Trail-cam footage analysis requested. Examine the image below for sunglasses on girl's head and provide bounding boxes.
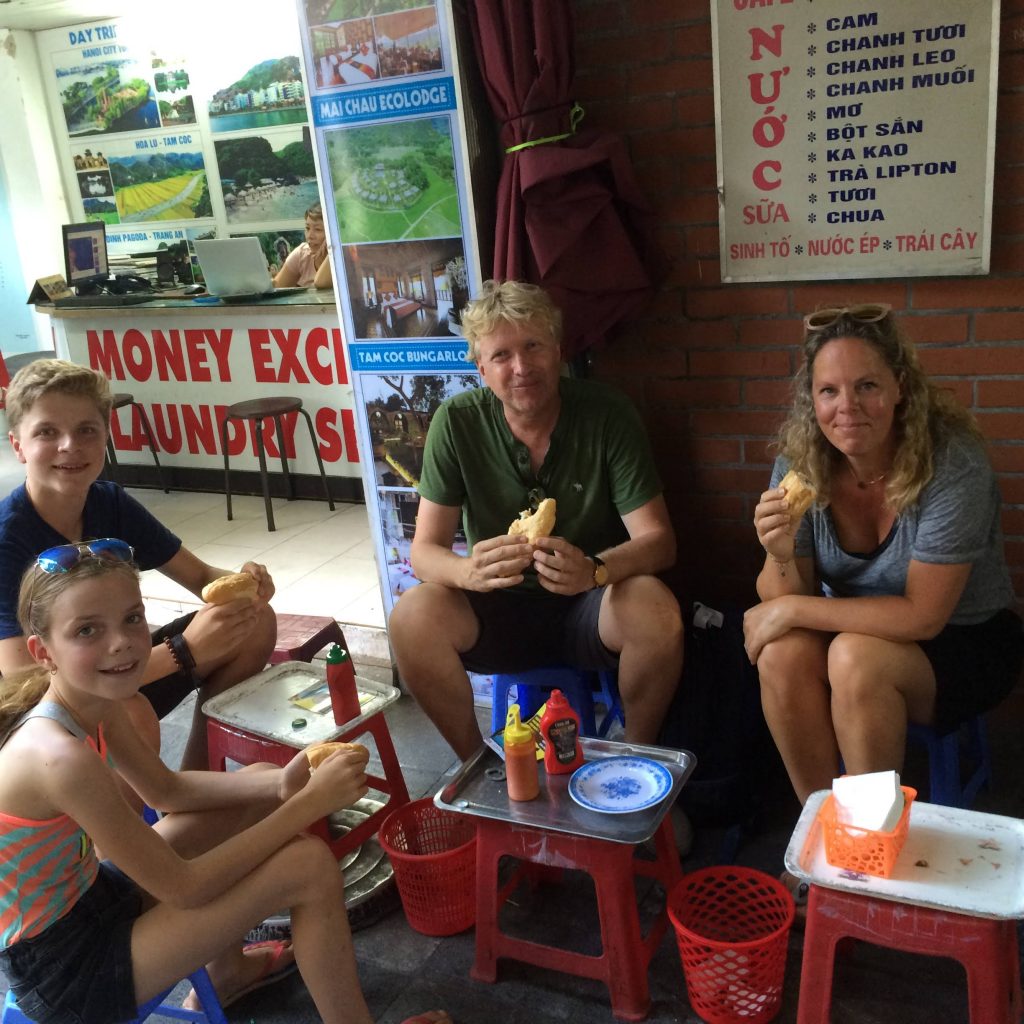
[36,538,135,574]
[803,303,892,332]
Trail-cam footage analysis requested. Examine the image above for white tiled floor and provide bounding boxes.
[0,434,385,632]
[131,489,385,629]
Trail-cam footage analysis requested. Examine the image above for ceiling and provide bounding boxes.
[0,0,134,32]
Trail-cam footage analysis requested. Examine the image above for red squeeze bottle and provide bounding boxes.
[325,644,360,725]
[540,689,584,775]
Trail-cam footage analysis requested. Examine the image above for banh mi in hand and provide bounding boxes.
[304,741,369,772]
[508,497,556,544]
[778,469,817,519]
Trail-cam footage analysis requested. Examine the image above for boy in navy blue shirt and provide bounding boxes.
[0,359,277,771]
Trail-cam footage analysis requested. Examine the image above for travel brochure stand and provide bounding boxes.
[295,0,485,668]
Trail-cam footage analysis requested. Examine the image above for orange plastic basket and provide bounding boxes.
[818,785,916,878]
[378,798,477,936]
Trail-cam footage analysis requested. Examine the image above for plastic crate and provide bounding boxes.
[818,785,917,878]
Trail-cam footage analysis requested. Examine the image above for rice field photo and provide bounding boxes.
[107,149,211,222]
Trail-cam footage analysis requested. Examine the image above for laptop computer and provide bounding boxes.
[193,237,305,302]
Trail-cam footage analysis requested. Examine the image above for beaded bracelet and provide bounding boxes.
[163,633,201,688]
[770,555,792,577]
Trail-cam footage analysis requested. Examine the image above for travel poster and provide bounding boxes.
[324,117,461,242]
[214,127,320,225]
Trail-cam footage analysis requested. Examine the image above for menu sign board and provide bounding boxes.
[712,0,999,282]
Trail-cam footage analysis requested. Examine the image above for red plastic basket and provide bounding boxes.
[668,867,795,1024]
[378,798,477,936]
[818,785,916,878]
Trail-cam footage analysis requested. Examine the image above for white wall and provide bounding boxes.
[0,28,70,353]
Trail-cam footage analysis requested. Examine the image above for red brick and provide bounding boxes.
[680,159,718,190]
[745,438,780,466]
[989,445,1024,473]
[661,192,719,224]
[738,318,803,347]
[937,380,973,409]
[691,409,787,437]
[681,319,737,348]
[919,346,1024,377]
[977,381,1024,409]
[687,287,789,319]
[673,22,713,58]
[674,93,716,125]
[913,278,1024,311]
[686,494,749,522]
[687,437,743,464]
[898,315,970,346]
[691,349,791,378]
[792,285,908,314]
[598,98,675,133]
[978,414,1024,445]
[685,224,721,254]
[745,379,794,407]
[1003,508,1024,538]
[975,312,1024,342]
[647,378,741,407]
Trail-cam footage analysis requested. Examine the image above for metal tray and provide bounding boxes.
[202,662,400,746]
[435,737,695,846]
[785,790,1024,919]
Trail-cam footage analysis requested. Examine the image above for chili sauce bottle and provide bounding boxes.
[540,689,584,775]
[325,643,361,725]
[504,704,540,801]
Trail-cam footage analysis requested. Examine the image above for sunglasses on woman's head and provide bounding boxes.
[36,538,135,574]
[803,303,892,332]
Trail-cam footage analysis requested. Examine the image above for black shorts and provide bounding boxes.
[0,863,142,1024]
[460,589,619,675]
[142,611,200,719]
[922,608,1024,733]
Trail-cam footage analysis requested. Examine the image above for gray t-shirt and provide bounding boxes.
[772,434,1014,625]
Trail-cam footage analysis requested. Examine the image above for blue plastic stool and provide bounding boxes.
[907,715,992,808]
[490,666,623,738]
[3,968,226,1024]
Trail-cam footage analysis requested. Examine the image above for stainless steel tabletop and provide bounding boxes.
[435,737,695,846]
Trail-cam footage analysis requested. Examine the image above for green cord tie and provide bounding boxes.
[505,102,585,154]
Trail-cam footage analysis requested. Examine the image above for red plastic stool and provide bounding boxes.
[798,885,1021,1024]
[471,814,682,1021]
[270,613,347,665]
[206,710,410,860]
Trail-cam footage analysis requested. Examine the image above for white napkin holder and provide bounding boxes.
[832,770,904,832]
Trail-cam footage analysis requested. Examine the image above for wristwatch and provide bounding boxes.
[590,555,609,588]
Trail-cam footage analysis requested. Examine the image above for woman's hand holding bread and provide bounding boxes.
[754,470,817,566]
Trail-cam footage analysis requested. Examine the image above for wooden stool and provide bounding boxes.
[3,968,225,1024]
[798,885,1021,1024]
[107,392,168,492]
[270,613,347,665]
[220,396,334,532]
[471,814,682,1021]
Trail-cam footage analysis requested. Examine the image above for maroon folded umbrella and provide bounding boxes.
[469,0,666,358]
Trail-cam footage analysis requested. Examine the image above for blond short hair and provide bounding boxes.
[461,280,562,362]
[6,359,112,434]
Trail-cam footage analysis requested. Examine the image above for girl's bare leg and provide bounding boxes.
[757,628,836,804]
[130,835,374,1024]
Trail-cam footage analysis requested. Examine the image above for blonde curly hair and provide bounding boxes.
[460,280,562,363]
[776,308,982,513]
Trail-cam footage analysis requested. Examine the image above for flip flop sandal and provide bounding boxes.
[220,939,298,1009]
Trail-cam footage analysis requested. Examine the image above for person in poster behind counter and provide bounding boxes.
[388,280,683,762]
[0,360,277,774]
[273,203,333,290]
[747,303,1024,806]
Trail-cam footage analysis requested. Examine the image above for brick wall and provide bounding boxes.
[574,0,1024,611]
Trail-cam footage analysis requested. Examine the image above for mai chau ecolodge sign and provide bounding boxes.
[711,0,999,283]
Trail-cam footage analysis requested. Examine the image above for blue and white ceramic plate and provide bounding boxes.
[568,757,673,814]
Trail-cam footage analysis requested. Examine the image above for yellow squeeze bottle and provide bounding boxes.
[504,704,540,801]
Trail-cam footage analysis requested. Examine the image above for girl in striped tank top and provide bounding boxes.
[0,541,450,1024]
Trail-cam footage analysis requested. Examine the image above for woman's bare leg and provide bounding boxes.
[757,629,836,804]
[829,632,937,775]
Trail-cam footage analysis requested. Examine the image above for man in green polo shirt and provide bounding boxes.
[389,280,683,762]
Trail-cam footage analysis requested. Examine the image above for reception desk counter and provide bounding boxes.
[40,290,361,500]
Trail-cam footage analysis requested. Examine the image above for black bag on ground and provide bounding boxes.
[658,602,773,826]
